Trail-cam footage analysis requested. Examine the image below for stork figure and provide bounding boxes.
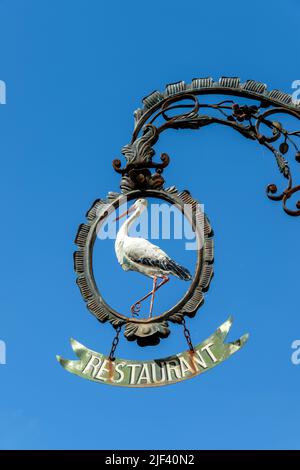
[114,198,192,318]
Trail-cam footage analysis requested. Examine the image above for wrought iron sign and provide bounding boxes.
[57,76,300,387]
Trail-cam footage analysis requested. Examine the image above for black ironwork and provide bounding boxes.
[109,325,122,361]
[113,77,300,216]
[181,318,195,352]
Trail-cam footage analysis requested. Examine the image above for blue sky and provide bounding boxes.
[0,0,299,450]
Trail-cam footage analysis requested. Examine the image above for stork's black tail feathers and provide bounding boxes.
[135,256,192,281]
[167,259,192,281]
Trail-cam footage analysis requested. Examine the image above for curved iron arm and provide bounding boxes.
[113,76,300,216]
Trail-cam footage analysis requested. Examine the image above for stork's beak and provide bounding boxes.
[113,205,135,222]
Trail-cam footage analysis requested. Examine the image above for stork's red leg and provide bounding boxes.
[130,276,170,317]
[156,275,170,290]
[149,276,158,318]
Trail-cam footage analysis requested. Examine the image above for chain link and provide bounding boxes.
[181,318,194,352]
[109,325,122,361]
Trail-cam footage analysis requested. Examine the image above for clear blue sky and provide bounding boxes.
[0,0,299,450]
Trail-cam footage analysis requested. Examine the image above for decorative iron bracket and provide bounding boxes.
[113,77,300,216]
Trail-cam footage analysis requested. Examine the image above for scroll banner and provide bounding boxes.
[57,317,248,387]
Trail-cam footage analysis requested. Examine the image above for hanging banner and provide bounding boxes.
[57,317,248,387]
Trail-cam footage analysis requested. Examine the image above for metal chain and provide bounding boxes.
[109,325,122,361]
[181,318,194,352]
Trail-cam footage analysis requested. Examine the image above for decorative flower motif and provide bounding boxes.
[124,321,170,347]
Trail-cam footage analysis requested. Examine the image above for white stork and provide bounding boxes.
[114,198,192,317]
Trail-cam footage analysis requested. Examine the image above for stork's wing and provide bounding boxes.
[123,237,192,280]
[124,237,167,263]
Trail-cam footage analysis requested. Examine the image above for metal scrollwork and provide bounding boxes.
[113,76,300,216]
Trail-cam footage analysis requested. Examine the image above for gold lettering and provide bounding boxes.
[82,354,102,377]
[114,362,126,383]
[137,364,151,384]
[166,360,181,381]
[201,342,218,363]
[151,362,167,383]
[179,356,194,377]
[193,351,208,369]
[95,359,110,381]
[127,364,141,385]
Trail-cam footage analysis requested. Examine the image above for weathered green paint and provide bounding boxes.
[57,317,248,387]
